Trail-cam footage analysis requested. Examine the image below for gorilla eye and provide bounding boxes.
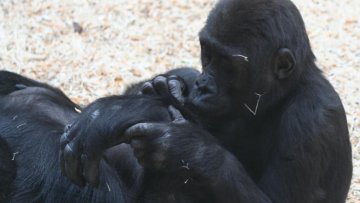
[201,42,212,67]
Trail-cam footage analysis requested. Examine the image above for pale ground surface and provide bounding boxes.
[0,0,359,202]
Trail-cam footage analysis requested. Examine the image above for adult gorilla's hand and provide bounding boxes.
[139,75,186,105]
[59,96,171,187]
[124,106,222,177]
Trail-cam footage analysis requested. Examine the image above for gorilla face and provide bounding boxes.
[187,31,252,119]
[187,0,299,119]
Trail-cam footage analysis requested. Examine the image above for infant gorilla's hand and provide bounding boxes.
[140,75,186,105]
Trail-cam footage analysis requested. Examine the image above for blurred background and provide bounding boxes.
[0,0,359,202]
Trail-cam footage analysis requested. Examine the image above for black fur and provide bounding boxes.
[0,0,352,202]
[122,0,352,202]
[180,0,352,202]
[0,71,177,202]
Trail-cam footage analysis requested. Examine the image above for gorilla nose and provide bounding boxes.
[195,77,216,95]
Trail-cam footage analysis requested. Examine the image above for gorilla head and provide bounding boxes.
[188,0,316,119]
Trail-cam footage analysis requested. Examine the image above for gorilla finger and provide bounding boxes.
[125,123,166,140]
[130,138,146,149]
[153,76,169,96]
[60,132,71,149]
[59,151,66,175]
[133,148,145,159]
[141,82,156,95]
[63,143,85,187]
[153,161,165,170]
[64,123,73,133]
[60,124,74,148]
[167,75,179,80]
[61,124,80,145]
[152,151,166,163]
[137,157,146,167]
[168,106,186,123]
[82,154,101,187]
[168,79,185,103]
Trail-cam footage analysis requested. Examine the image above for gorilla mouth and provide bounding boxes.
[187,90,222,113]
[189,88,214,105]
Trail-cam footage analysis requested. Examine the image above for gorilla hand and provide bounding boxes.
[59,96,171,187]
[125,106,223,178]
[139,75,186,105]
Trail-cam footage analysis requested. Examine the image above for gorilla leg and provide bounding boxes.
[0,71,80,110]
[0,71,81,202]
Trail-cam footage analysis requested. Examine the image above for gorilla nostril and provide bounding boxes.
[195,80,199,87]
[196,83,213,95]
[199,86,211,94]
[195,78,216,95]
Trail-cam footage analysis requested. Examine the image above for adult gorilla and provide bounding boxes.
[61,0,352,202]
[0,68,201,202]
[0,70,192,202]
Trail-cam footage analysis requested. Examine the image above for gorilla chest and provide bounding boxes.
[215,123,276,181]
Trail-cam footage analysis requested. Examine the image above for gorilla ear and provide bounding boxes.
[274,48,296,79]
